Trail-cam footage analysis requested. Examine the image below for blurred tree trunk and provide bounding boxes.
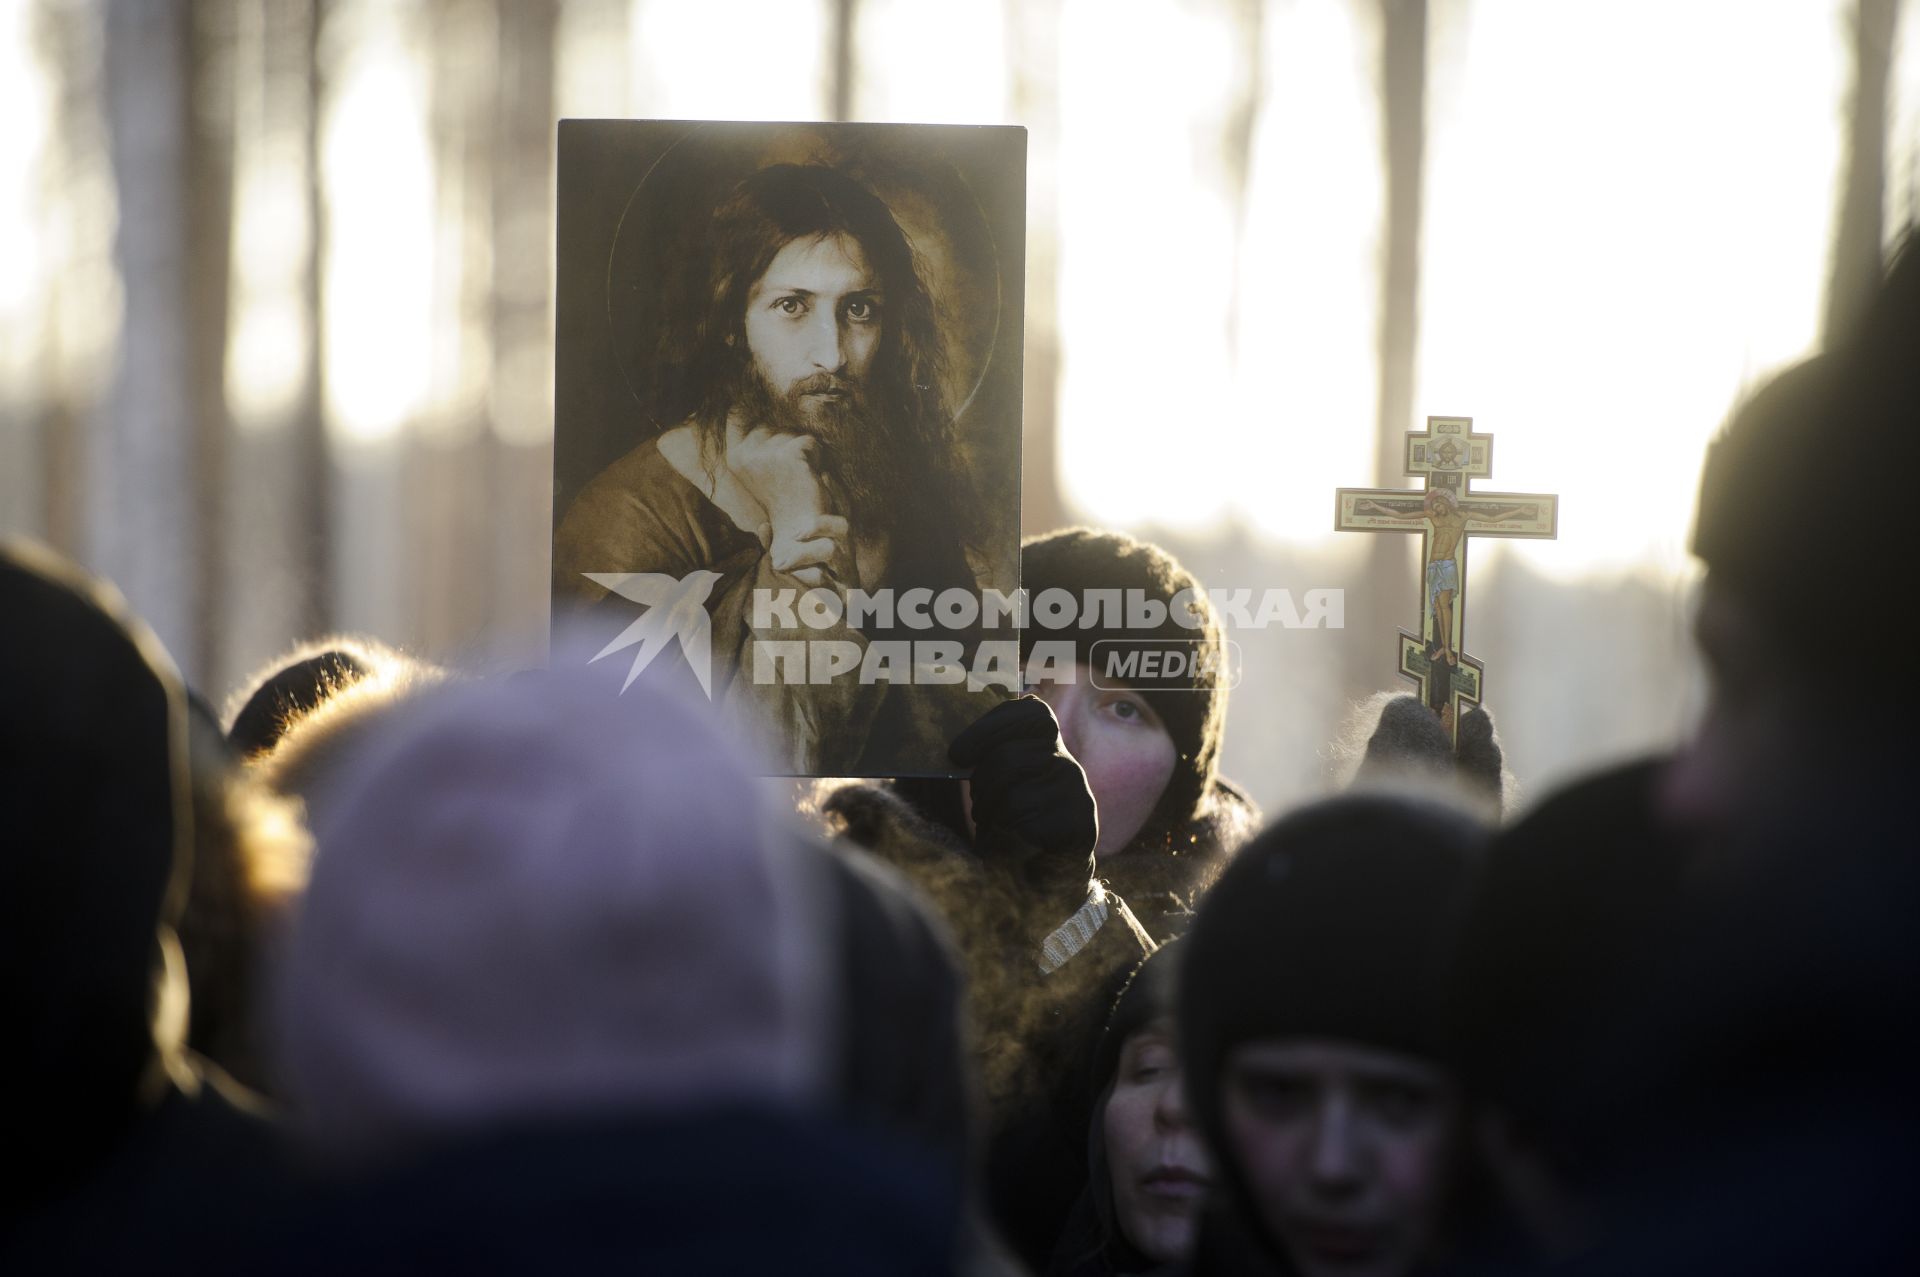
[37,0,114,559]
[101,0,233,686]
[1346,0,1428,702]
[1222,0,1265,361]
[415,0,498,659]
[832,0,859,121]
[296,0,330,644]
[1008,0,1067,538]
[1825,0,1900,348]
[189,0,237,687]
[487,0,560,664]
[214,0,324,698]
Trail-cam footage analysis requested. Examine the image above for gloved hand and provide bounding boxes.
[1452,701,1505,813]
[949,695,1099,904]
[1357,694,1506,816]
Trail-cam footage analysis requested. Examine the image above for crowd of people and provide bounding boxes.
[4,239,1915,1275]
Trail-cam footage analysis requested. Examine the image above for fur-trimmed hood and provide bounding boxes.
[814,775,1258,945]
[1096,778,1259,941]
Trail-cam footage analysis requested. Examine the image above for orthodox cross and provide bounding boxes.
[1335,416,1558,742]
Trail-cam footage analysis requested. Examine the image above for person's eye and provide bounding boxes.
[844,297,879,323]
[1361,1080,1438,1128]
[1104,694,1156,726]
[773,296,806,316]
[1127,1045,1174,1081]
[1240,1076,1312,1120]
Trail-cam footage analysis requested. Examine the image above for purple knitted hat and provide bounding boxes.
[275,657,840,1160]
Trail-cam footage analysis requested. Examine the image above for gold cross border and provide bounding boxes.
[1334,416,1560,743]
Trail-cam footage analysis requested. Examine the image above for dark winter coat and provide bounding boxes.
[817,775,1256,1269]
[1,543,288,1272]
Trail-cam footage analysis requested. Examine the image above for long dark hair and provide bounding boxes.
[654,163,975,548]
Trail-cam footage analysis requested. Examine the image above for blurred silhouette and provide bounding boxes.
[263,657,963,1272]
[1437,237,1920,1276]
[1546,235,1920,1277]
[1670,233,1919,837]
[1448,757,1695,1267]
[0,541,285,1271]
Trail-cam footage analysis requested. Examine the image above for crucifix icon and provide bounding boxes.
[1335,416,1559,741]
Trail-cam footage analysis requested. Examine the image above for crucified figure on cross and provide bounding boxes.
[1337,415,1558,743]
[1358,487,1536,665]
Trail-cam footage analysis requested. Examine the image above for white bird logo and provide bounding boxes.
[581,570,724,696]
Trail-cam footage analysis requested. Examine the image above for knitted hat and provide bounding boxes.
[1178,796,1484,1245]
[276,659,840,1163]
[1019,529,1228,839]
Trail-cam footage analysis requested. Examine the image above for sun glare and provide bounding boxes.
[227,130,311,426]
[320,0,435,447]
[0,0,51,381]
[1419,0,1847,584]
[557,1,634,119]
[1054,0,1858,585]
[854,0,1011,124]
[1057,0,1243,530]
[1230,0,1384,547]
[1057,0,1385,544]
[1891,0,1920,237]
[629,0,832,122]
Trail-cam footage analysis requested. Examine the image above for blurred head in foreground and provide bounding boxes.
[1449,757,1695,1262]
[1179,796,1484,1277]
[1673,235,1918,835]
[273,658,839,1162]
[0,540,193,1211]
[268,654,981,1269]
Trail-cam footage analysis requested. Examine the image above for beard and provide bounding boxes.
[734,365,910,533]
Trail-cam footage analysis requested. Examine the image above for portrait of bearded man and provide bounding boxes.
[554,152,1014,775]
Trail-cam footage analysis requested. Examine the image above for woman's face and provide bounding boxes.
[1104,1018,1212,1264]
[1031,668,1177,859]
[1220,1038,1459,1277]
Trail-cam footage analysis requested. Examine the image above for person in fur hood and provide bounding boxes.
[817,527,1257,950]
[812,527,1259,1267]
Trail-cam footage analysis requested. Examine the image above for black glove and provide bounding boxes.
[1453,701,1505,813]
[949,696,1099,903]
[1357,694,1505,815]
